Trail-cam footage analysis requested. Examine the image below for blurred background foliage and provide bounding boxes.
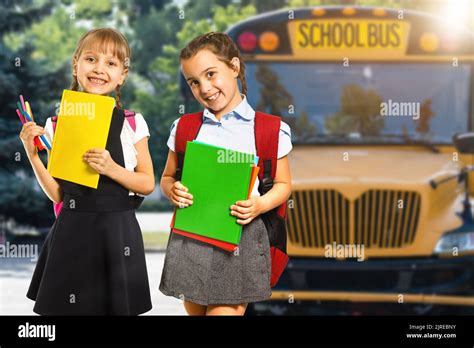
[0,0,471,227]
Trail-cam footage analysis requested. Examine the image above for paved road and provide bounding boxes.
[0,251,186,315]
[136,212,173,233]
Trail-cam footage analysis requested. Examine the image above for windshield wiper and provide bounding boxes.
[382,134,440,153]
[293,134,349,145]
[293,134,440,153]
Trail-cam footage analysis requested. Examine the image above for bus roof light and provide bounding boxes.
[237,31,257,53]
[373,8,387,17]
[419,32,439,52]
[311,8,325,16]
[259,31,280,52]
[342,7,356,16]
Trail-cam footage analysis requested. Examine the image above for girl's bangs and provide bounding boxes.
[79,30,129,63]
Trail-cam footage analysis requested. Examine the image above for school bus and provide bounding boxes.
[181,6,474,314]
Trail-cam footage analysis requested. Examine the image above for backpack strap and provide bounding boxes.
[50,117,62,218]
[254,111,280,193]
[174,112,204,181]
[51,116,58,133]
[255,111,287,218]
[124,109,136,132]
[121,109,144,206]
[255,112,288,287]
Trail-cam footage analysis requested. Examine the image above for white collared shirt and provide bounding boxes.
[167,96,292,196]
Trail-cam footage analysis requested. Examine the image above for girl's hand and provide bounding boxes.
[83,148,118,176]
[230,197,264,225]
[170,181,193,208]
[19,122,45,157]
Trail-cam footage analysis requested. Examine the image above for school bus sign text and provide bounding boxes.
[289,20,410,60]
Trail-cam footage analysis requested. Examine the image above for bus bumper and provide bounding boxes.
[248,255,474,315]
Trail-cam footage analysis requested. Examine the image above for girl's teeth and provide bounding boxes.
[90,78,106,85]
[208,93,219,101]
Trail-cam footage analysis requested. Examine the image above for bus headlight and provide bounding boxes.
[434,231,474,254]
[419,32,439,52]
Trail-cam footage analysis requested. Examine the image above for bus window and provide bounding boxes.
[245,62,470,145]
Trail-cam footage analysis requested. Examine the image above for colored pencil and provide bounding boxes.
[25,101,33,120]
[19,95,27,115]
[25,100,48,149]
[17,99,47,150]
[16,108,25,124]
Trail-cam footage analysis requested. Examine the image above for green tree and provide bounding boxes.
[325,84,384,136]
[131,5,181,77]
[415,98,435,137]
[293,111,318,141]
[0,0,56,226]
[255,65,293,115]
[242,0,287,13]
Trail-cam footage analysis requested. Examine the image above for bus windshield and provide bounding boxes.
[245,62,471,145]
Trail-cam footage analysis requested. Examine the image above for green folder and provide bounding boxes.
[174,141,255,245]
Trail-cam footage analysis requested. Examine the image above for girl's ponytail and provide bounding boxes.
[70,75,80,91]
[115,85,123,109]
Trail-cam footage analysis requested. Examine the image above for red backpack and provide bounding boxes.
[51,109,138,217]
[175,111,289,287]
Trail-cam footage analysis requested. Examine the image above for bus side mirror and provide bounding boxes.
[452,133,474,154]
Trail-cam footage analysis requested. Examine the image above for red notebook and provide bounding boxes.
[170,165,259,252]
[172,228,237,252]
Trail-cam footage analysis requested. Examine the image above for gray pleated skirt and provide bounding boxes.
[159,217,272,306]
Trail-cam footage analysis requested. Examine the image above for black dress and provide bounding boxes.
[27,108,152,315]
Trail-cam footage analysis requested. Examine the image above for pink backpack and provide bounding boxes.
[51,109,137,217]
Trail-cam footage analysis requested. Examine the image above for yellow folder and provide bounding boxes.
[47,90,115,188]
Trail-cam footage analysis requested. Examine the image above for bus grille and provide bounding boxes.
[288,190,350,247]
[287,189,421,249]
[354,190,421,248]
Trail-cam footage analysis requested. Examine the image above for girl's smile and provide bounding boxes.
[87,76,108,86]
[205,91,221,104]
